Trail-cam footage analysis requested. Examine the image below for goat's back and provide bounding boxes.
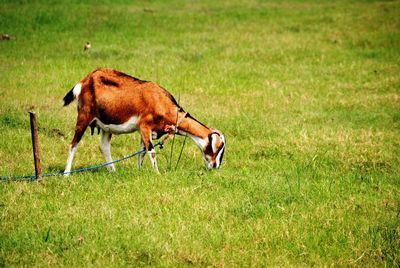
[78,68,181,125]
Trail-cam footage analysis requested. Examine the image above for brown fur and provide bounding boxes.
[67,68,217,155]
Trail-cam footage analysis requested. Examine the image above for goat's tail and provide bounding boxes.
[63,83,82,106]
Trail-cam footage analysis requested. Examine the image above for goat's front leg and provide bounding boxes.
[137,140,146,169]
[140,128,160,173]
[99,130,116,172]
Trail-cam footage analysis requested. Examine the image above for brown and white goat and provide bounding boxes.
[62,68,225,174]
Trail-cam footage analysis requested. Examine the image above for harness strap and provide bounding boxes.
[159,112,188,147]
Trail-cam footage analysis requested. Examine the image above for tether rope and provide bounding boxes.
[0,141,164,181]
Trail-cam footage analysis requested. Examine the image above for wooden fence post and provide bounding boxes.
[29,112,42,179]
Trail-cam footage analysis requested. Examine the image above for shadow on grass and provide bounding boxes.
[45,164,106,176]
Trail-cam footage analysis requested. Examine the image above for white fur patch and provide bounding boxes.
[72,83,82,98]
[215,143,225,166]
[211,133,219,153]
[64,145,78,174]
[99,132,115,172]
[93,116,139,134]
[215,134,225,168]
[186,133,208,149]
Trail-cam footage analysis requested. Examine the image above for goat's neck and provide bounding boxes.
[177,114,210,150]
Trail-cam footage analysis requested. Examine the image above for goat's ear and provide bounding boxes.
[210,133,219,153]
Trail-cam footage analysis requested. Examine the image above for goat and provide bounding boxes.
[62,68,225,174]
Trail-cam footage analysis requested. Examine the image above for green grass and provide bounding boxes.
[1,0,399,266]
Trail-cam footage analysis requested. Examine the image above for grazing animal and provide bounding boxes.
[62,68,225,174]
[83,42,91,51]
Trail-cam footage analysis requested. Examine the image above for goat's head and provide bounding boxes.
[202,129,226,169]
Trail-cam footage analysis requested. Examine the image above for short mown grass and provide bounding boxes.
[1,0,399,266]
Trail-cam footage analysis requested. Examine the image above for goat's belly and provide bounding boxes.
[93,116,139,134]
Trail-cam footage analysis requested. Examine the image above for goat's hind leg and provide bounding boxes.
[64,143,78,176]
[64,117,91,175]
[99,130,116,172]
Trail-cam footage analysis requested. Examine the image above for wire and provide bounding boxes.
[0,142,163,181]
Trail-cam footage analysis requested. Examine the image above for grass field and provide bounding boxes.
[1,0,399,266]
